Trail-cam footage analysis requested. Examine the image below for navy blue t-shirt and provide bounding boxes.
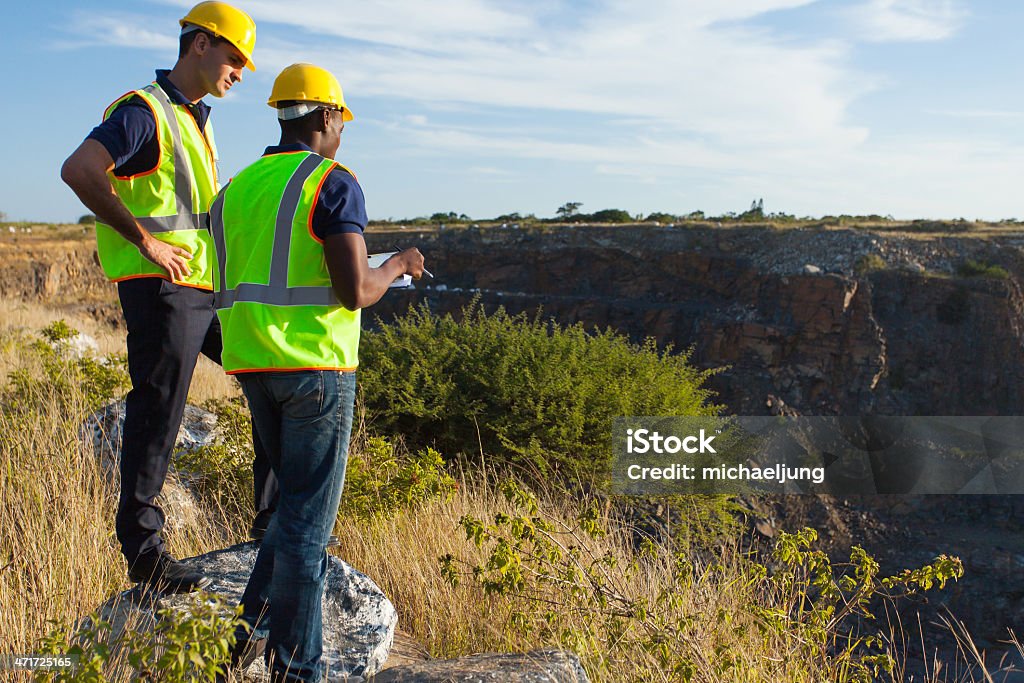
[261,144,367,240]
[86,70,211,177]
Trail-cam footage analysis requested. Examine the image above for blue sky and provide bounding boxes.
[3,0,1022,223]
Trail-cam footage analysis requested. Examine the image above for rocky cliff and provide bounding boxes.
[364,223,1024,417]
[7,222,1024,666]
[5,222,1024,417]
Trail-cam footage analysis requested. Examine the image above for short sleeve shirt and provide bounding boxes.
[261,143,367,240]
[86,70,212,177]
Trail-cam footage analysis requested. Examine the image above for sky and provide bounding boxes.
[3,0,1023,223]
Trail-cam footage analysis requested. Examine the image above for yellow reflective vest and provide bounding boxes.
[95,82,219,289]
[209,151,361,373]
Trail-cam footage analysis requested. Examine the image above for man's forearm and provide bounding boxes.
[65,170,150,246]
[61,140,150,247]
[61,140,193,280]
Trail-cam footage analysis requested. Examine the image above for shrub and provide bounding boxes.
[358,303,721,483]
[587,209,633,223]
[956,259,1009,279]
[174,397,256,527]
[854,254,886,275]
[2,321,127,413]
[341,434,458,522]
[37,593,244,682]
[644,212,678,224]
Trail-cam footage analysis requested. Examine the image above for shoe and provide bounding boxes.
[127,551,212,593]
[216,634,267,682]
[249,519,339,548]
[248,510,275,540]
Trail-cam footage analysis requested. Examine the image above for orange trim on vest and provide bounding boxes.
[108,91,163,181]
[110,273,214,291]
[306,161,338,245]
[227,364,358,375]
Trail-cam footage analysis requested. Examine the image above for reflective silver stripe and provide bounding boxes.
[213,153,338,310]
[216,283,338,309]
[209,191,228,294]
[143,83,195,220]
[269,154,326,288]
[137,212,209,233]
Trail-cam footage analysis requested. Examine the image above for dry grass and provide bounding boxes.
[0,301,239,663]
[0,296,240,405]
[334,470,1024,682]
[2,297,1022,682]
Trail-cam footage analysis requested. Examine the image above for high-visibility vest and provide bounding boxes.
[95,82,219,289]
[209,151,361,373]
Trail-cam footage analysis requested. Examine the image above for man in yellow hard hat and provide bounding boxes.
[210,63,423,681]
[60,1,267,593]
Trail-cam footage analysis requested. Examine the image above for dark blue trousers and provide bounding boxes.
[116,277,278,560]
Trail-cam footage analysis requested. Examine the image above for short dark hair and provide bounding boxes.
[178,29,227,59]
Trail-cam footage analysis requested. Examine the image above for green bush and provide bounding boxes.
[587,209,633,223]
[854,253,886,275]
[175,397,256,526]
[442,481,963,683]
[341,434,457,522]
[2,321,128,413]
[37,593,244,682]
[956,259,1009,279]
[358,303,721,483]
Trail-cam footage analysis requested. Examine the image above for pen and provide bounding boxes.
[392,244,434,279]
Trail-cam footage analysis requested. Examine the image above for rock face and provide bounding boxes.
[96,543,397,681]
[372,649,589,683]
[364,225,1024,417]
[11,225,1024,417]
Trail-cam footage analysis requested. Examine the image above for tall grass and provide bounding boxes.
[0,297,240,405]
[0,301,1019,682]
[0,305,239,666]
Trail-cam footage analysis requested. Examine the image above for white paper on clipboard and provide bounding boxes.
[368,252,413,288]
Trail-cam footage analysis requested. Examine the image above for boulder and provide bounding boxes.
[85,400,220,472]
[95,542,397,681]
[82,400,221,534]
[371,649,589,682]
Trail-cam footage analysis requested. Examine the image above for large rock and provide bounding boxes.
[83,400,219,534]
[96,542,397,681]
[371,649,589,682]
[85,400,220,474]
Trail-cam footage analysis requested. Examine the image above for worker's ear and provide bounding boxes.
[317,108,332,133]
[191,31,210,58]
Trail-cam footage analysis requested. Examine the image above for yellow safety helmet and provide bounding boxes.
[268,63,353,122]
[180,1,257,71]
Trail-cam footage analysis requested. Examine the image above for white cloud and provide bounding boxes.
[64,2,867,152]
[60,1,999,218]
[846,0,966,42]
[53,13,177,51]
[238,0,871,155]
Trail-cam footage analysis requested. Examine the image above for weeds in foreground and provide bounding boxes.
[438,480,962,682]
[0,314,1014,683]
[36,593,244,683]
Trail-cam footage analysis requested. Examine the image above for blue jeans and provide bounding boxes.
[235,370,355,682]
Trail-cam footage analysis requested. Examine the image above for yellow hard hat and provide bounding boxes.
[180,1,256,71]
[268,63,354,122]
